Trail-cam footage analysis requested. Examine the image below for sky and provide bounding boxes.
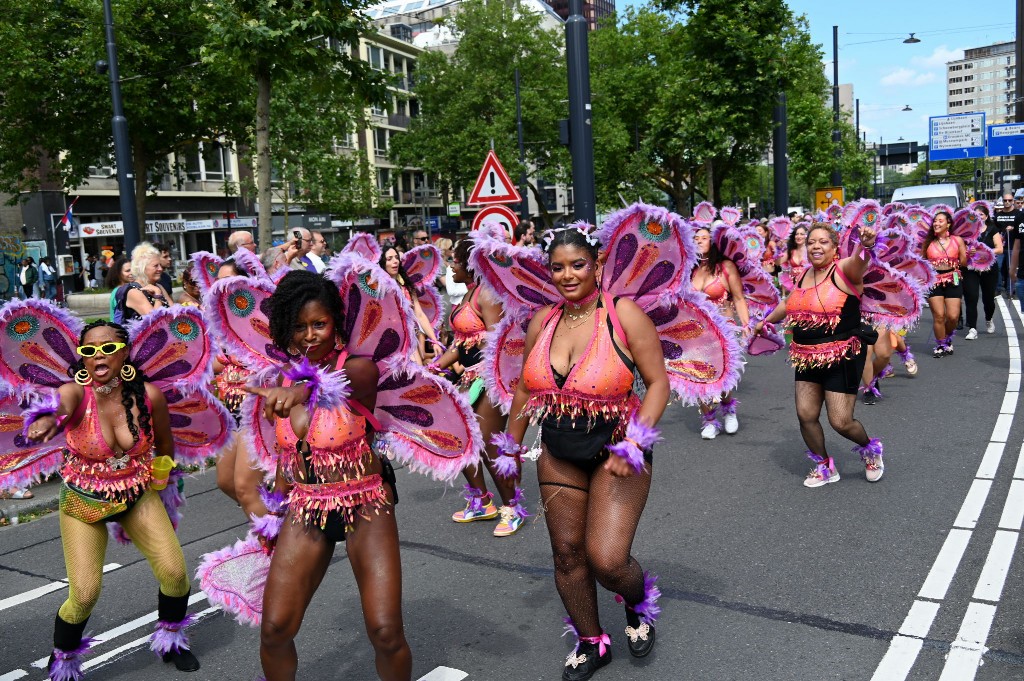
[618,0,1016,147]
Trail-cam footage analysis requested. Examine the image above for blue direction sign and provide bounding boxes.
[929,112,986,161]
[987,123,1024,157]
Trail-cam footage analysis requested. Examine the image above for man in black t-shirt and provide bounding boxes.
[1007,195,1024,308]
[994,193,1017,294]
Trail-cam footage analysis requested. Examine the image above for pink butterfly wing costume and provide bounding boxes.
[402,244,446,332]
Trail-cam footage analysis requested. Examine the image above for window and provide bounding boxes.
[965,75,974,81]
[370,104,387,118]
[964,99,975,105]
[369,46,383,70]
[88,151,115,178]
[374,129,388,158]
[377,168,391,194]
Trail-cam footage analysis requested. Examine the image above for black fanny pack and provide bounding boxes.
[541,413,619,462]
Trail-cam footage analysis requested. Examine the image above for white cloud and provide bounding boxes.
[880,67,937,87]
[911,45,965,70]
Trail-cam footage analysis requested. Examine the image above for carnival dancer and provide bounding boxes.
[0,301,230,680]
[919,210,968,357]
[691,225,750,439]
[779,222,808,292]
[194,242,480,673]
[505,226,670,680]
[431,239,526,536]
[380,245,440,364]
[755,222,888,488]
[476,204,741,680]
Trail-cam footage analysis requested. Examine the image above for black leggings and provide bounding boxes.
[963,269,998,329]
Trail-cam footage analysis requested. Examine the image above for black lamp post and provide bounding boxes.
[565,0,596,225]
[101,0,140,251]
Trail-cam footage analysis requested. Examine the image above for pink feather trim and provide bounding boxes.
[259,487,287,514]
[0,448,63,493]
[125,305,215,393]
[282,357,352,410]
[250,512,284,541]
[195,536,267,628]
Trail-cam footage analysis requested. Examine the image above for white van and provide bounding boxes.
[890,184,965,209]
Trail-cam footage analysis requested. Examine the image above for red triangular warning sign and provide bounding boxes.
[467,150,522,206]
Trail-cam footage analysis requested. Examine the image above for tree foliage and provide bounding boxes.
[389,0,569,225]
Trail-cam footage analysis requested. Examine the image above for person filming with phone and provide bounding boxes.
[284,227,324,273]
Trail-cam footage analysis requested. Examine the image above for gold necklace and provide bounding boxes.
[565,301,598,322]
[563,307,596,329]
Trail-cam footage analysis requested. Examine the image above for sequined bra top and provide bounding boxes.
[522,293,639,424]
[786,265,861,338]
[63,387,154,500]
[273,351,387,531]
[449,286,487,349]
[926,238,960,271]
[696,268,729,304]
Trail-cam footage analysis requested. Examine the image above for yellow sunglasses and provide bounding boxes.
[76,342,127,357]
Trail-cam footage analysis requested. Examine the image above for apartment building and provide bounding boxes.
[947,41,1017,125]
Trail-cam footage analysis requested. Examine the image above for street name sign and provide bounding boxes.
[929,112,985,161]
[987,123,1024,157]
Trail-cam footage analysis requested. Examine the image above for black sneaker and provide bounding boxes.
[562,641,612,681]
[625,622,656,657]
[933,345,944,358]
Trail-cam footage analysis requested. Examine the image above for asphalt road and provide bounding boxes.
[2,300,1023,681]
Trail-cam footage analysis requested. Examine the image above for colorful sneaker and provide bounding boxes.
[803,452,839,488]
[451,487,498,522]
[494,505,524,536]
[854,438,884,483]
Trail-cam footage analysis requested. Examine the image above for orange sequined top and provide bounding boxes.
[697,269,729,305]
[522,294,639,430]
[786,265,863,370]
[274,351,387,532]
[63,387,154,501]
[449,286,487,349]
[926,238,961,285]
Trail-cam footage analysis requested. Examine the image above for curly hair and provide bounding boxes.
[105,256,131,289]
[542,226,599,261]
[267,270,345,354]
[453,238,474,269]
[71,320,151,444]
[807,222,839,248]
[130,242,161,283]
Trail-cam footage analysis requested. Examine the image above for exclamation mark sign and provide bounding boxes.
[489,171,496,195]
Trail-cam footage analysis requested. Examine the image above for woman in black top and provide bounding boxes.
[964,204,1004,339]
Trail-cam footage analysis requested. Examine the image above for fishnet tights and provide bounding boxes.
[795,381,869,458]
[58,489,189,624]
[537,448,651,638]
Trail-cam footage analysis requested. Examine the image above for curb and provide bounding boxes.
[0,481,62,524]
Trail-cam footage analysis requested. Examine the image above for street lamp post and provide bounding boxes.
[565,0,596,225]
[102,0,141,251]
[831,25,842,187]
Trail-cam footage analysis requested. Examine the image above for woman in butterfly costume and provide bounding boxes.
[0,301,230,680]
[471,204,743,681]
[689,204,780,440]
[194,239,480,680]
[754,210,920,488]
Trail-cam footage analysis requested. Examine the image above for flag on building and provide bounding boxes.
[59,197,79,231]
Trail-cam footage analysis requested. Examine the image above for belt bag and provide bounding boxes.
[59,482,140,524]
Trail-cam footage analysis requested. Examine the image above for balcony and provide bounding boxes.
[388,113,411,128]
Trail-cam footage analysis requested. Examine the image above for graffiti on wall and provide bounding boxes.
[0,232,26,299]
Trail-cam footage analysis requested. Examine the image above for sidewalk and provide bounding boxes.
[0,477,61,525]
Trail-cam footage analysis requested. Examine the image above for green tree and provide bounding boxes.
[388,0,569,226]
[198,0,387,248]
[0,0,250,235]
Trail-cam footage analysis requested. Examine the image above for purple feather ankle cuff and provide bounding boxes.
[49,637,97,681]
[490,433,524,479]
[852,437,883,461]
[509,487,529,518]
[719,397,739,415]
[615,572,662,625]
[461,485,489,514]
[149,615,194,656]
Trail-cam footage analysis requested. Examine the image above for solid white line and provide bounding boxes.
[1001,392,1019,414]
[1009,346,1022,361]
[869,635,925,681]
[991,413,1013,442]
[918,529,973,600]
[29,592,208,668]
[937,602,997,681]
[0,564,122,612]
[416,667,470,681]
[999,480,1024,530]
[0,670,27,681]
[897,599,940,638]
[1008,335,1020,347]
[954,480,993,530]
[973,531,1020,602]
[977,442,1007,480]
[84,606,220,671]
[1008,373,1021,393]
[1014,441,1024,480]
[1010,357,1021,374]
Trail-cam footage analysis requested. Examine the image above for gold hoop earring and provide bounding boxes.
[74,369,93,386]
[120,364,136,382]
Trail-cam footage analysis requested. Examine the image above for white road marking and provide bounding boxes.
[1009,346,1021,361]
[897,599,940,638]
[972,531,1020,602]
[0,564,121,612]
[976,442,1006,479]
[84,606,220,671]
[1013,441,1024,480]
[991,413,1013,442]
[998,480,1024,530]
[937,602,997,681]
[0,670,27,681]
[1007,373,1021,392]
[416,667,469,681]
[953,480,993,530]
[1001,392,1018,414]
[918,529,973,600]
[870,636,925,681]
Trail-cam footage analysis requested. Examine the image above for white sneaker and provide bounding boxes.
[965,328,978,340]
[723,412,739,434]
[701,423,720,440]
[986,320,996,334]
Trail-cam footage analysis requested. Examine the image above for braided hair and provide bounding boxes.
[267,270,345,353]
[71,320,151,443]
[541,225,600,261]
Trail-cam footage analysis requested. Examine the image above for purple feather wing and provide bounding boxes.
[768,217,793,243]
[741,268,781,315]
[128,306,215,390]
[713,224,779,314]
[952,208,983,242]
[0,299,81,391]
[375,364,482,481]
[883,202,906,216]
[416,285,445,332]
[327,252,415,366]
[231,247,273,283]
[238,389,279,478]
[860,262,924,332]
[692,201,717,224]
[481,311,530,413]
[968,243,996,272]
[840,199,882,230]
[196,535,269,628]
[468,229,559,313]
[205,277,285,371]
[342,233,382,262]
[747,323,784,356]
[163,386,232,465]
[191,251,223,299]
[650,293,743,404]
[597,203,696,310]
[402,245,443,289]
[719,206,742,226]
[0,391,65,493]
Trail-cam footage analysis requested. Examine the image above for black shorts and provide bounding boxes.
[314,457,398,543]
[794,342,868,395]
[928,281,963,299]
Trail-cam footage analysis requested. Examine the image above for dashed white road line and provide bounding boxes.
[872,299,1021,681]
[416,667,470,681]
[0,564,121,612]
